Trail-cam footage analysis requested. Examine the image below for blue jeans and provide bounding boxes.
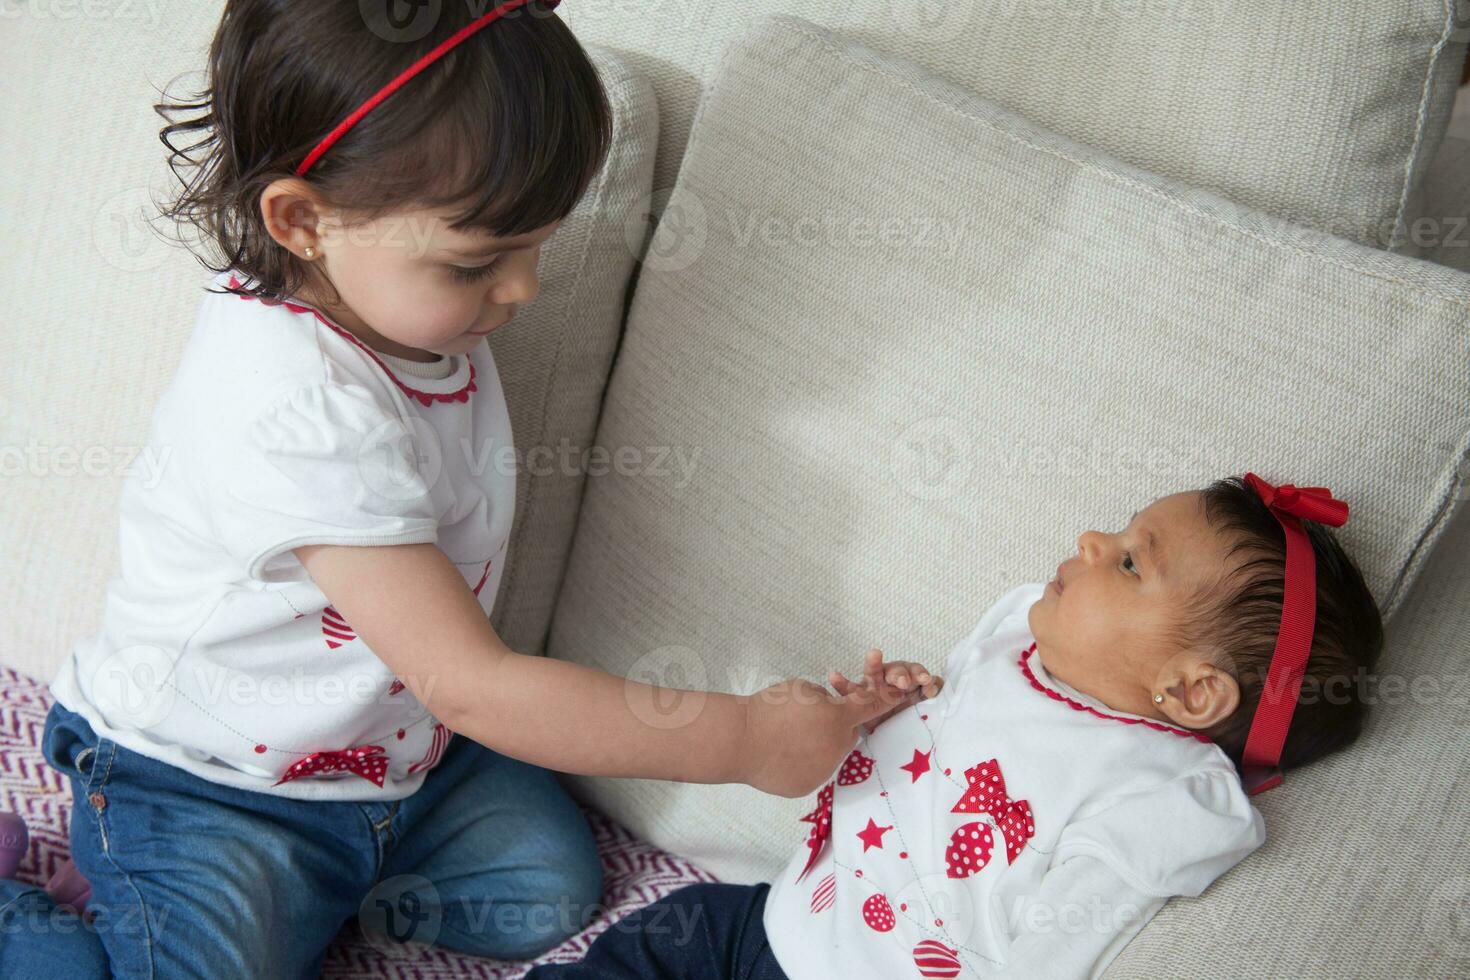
[525,882,788,980]
[0,702,603,979]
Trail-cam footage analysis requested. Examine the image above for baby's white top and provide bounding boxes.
[763,583,1265,979]
[49,270,516,800]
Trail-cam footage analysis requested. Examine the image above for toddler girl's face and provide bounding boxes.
[263,178,563,358]
[314,206,561,356]
[1026,491,1242,727]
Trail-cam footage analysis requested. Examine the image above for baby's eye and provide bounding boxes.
[1120,552,1139,576]
[448,257,503,284]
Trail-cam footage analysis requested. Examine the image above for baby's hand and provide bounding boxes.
[829,649,944,732]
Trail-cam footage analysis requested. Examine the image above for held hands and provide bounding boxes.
[738,649,944,799]
[828,650,943,731]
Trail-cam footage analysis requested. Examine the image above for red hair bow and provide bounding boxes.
[1238,472,1351,795]
[1243,474,1348,528]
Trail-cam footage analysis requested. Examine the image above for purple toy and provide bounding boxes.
[45,857,92,913]
[0,812,26,879]
[0,813,92,914]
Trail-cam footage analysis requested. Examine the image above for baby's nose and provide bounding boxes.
[1076,529,1105,559]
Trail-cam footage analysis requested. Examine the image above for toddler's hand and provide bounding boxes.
[829,649,944,733]
[738,662,918,798]
[735,650,945,799]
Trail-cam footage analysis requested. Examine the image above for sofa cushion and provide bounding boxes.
[0,6,656,681]
[1405,122,1470,275]
[546,11,1470,958]
[564,0,1466,248]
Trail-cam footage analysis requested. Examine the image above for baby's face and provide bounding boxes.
[1027,491,1239,724]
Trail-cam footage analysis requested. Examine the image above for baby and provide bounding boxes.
[528,473,1382,979]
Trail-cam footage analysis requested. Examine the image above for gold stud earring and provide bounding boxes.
[1153,693,1165,704]
[304,246,317,260]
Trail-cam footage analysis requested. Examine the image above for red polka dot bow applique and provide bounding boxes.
[795,749,875,882]
[945,758,1035,877]
[273,744,390,787]
[796,782,835,883]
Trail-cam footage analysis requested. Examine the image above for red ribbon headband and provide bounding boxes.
[1239,472,1349,796]
[296,0,563,177]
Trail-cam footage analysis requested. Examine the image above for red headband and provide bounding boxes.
[1238,472,1349,796]
[296,0,563,177]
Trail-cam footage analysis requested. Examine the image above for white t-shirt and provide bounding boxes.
[49,270,517,801]
[763,583,1265,979]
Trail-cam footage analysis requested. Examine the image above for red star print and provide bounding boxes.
[856,818,893,852]
[900,748,932,783]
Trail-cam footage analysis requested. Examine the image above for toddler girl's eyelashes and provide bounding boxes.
[1120,551,1139,577]
[448,257,504,284]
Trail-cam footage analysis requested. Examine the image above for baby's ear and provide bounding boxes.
[1156,646,1241,731]
[1168,658,1241,730]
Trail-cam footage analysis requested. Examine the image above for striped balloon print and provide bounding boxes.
[810,872,836,913]
[320,605,356,649]
[408,722,451,775]
[913,938,962,978]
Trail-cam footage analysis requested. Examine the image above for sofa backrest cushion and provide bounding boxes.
[563,0,1466,249]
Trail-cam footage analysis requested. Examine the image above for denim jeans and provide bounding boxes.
[0,702,603,979]
[524,882,789,980]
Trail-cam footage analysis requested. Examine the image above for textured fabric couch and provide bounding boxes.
[4,2,1470,977]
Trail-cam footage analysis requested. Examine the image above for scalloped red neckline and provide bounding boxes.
[1017,643,1213,743]
[227,276,477,407]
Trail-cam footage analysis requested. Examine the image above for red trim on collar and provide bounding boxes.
[227,276,477,407]
[1017,643,1214,744]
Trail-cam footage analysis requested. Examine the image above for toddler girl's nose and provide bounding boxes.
[1076,529,1105,560]
[496,268,540,306]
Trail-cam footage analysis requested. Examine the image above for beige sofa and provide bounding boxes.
[4,2,1469,976]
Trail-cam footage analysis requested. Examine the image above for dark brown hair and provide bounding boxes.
[1188,476,1383,773]
[154,0,612,303]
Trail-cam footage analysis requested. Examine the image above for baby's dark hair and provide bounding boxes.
[1188,476,1383,773]
[155,0,611,303]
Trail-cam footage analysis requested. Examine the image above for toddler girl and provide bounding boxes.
[528,474,1383,979]
[0,3,933,976]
